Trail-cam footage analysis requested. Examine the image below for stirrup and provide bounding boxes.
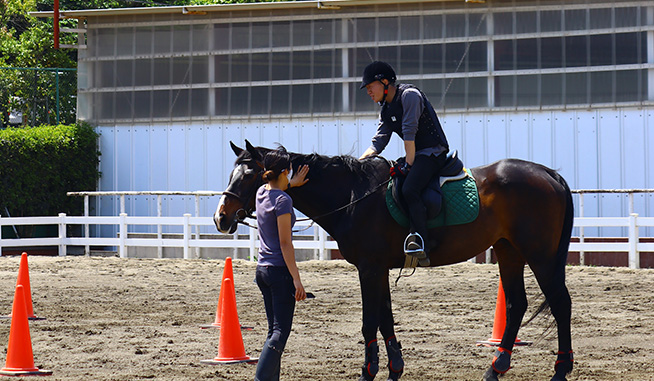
[403,233,425,256]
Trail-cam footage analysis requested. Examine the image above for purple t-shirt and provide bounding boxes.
[255,186,296,267]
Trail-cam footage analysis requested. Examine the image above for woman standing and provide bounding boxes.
[254,147,309,381]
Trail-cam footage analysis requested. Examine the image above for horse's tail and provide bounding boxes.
[525,169,574,326]
[552,169,574,285]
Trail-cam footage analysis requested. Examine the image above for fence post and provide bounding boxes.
[58,213,66,256]
[313,227,319,260]
[84,195,90,256]
[157,195,162,259]
[318,226,326,260]
[183,213,191,259]
[249,225,256,262]
[0,214,3,256]
[232,230,239,260]
[194,195,200,259]
[119,213,127,258]
[628,213,639,269]
[579,194,585,266]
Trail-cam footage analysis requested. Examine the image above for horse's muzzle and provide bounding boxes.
[214,196,238,234]
[214,211,238,234]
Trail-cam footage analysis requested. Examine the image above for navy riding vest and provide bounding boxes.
[380,84,449,152]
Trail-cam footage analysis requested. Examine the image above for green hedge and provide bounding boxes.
[0,123,100,218]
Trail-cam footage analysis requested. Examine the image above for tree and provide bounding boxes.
[0,0,295,127]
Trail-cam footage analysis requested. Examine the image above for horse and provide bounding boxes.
[214,140,574,381]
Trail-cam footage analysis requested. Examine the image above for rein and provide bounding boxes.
[295,156,395,225]
[296,177,392,224]
[236,176,393,231]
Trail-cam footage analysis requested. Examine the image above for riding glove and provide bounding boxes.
[389,162,411,177]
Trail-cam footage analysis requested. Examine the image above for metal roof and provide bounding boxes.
[29,0,473,19]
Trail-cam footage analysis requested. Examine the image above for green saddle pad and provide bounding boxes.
[386,169,480,228]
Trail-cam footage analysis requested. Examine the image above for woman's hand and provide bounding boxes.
[289,165,310,189]
[293,278,306,301]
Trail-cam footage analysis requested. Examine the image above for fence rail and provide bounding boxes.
[1,212,653,268]
[0,213,337,261]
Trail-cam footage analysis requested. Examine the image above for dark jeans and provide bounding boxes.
[254,265,296,381]
[401,153,446,247]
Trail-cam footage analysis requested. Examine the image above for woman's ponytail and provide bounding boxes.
[262,170,276,182]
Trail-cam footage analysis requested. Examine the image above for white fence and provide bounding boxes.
[0,190,652,269]
[0,213,337,261]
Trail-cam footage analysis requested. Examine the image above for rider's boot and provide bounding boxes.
[403,232,430,266]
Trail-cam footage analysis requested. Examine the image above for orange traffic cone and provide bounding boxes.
[200,258,252,330]
[0,285,52,376]
[201,278,258,365]
[16,253,44,321]
[476,278,531,347]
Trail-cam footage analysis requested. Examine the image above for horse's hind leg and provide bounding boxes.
[530,263,573,381]
[482,240,528,381]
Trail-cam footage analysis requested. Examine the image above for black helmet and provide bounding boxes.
[360,61,397,89]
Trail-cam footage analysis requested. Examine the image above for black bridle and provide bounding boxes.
[225,156,393,231]
[222,176,262,229]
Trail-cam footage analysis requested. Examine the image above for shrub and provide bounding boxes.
[0,122,100,218]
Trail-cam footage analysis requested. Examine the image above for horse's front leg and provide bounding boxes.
[357,264,385,381]
[357,264,404,381]
[378,271,404,381]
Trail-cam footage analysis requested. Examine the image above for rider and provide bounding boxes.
[358,61,449,266]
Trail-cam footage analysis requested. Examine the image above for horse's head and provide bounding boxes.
[214,140,267,234]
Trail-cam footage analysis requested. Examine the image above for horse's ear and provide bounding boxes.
[230,141,243,157]
[245,140,262,162]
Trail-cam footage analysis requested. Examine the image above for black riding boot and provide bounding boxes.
[358,339,379,381]
[255,343,282,381]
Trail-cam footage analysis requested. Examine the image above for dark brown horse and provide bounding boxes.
[215,140,574,381]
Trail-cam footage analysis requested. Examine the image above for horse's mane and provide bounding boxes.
[291,152,386,179]
[234,146,388,180]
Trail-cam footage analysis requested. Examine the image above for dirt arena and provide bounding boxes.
[0,256,652,380]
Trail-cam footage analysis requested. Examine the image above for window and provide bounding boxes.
[172,25,190,53]
[249,86,269,115]
[293,20,313,46]
[153,26,171,54]
[541,37,563,69]
[252,22,270,49]
[231,23,250,50]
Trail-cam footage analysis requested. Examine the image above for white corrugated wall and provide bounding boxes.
[95,107,654,237]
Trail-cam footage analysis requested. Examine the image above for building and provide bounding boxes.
[33,0,654,237]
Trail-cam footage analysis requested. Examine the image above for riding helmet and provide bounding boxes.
[360,61,397,89]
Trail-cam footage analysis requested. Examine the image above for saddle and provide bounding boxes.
[387,151,480,228]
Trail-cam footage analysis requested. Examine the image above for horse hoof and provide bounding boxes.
[481,367,499,381]
[358,373,375,381]
[387,369,403,381]
[550,373,567,381]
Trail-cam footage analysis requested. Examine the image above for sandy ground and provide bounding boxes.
[0,256,652,380]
